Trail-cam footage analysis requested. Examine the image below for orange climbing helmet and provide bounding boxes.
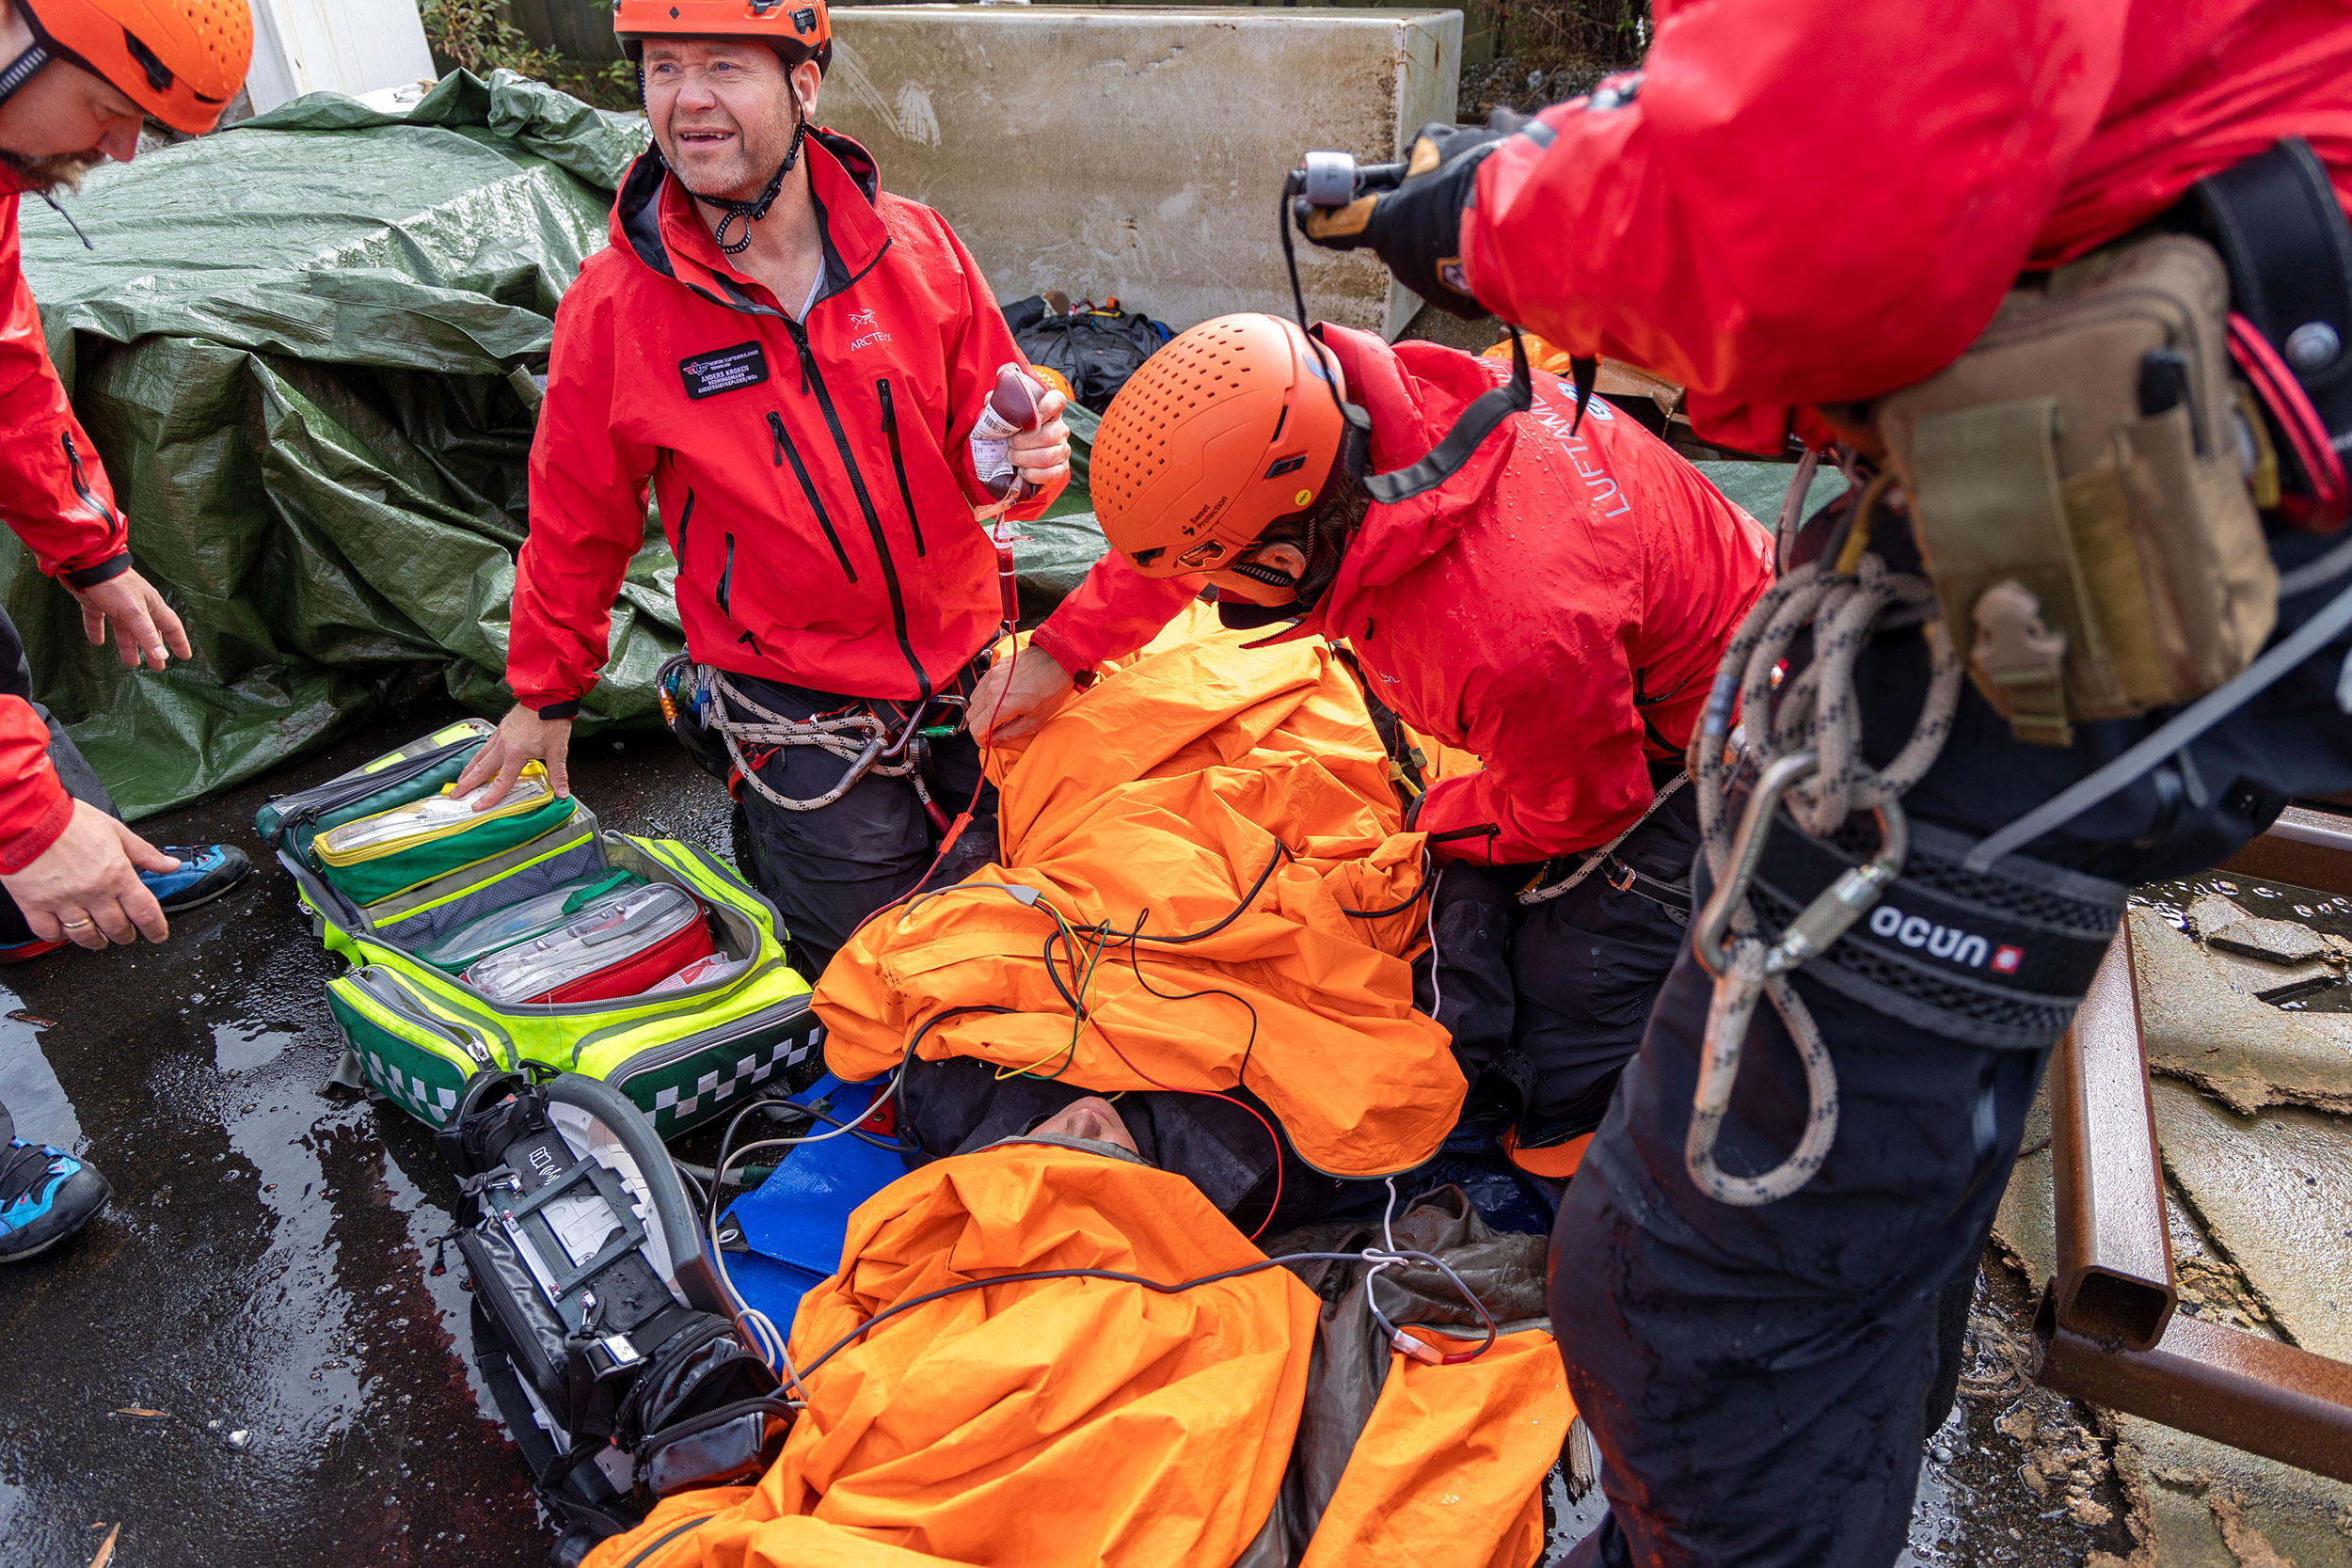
[615,0,834,66]
[4,0,251,135]
[1093,312,1354,578]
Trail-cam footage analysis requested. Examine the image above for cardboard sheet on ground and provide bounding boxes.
[815,604,1464,1178]
[589,1143,1569,1568]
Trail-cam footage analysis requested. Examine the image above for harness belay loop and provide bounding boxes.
[1683,527,1964,1206]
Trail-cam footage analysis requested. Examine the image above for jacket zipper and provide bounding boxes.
[769,410,858,582]
[877,377,927,557]
[674,486,694,566]
[717,534,736,617]
[621,1514,713,1568]
[783,319,932,699]
[60,433,117,525]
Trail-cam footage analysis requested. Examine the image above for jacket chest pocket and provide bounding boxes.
[876,376,928,558]
[768,410,859,583]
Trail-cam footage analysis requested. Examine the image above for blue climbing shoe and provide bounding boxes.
[138,843,253,913]
[0,1137,109,1260]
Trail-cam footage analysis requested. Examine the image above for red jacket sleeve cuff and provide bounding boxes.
[60,551,133,589]
[1025,622,1089,677]
[0,786,75,875]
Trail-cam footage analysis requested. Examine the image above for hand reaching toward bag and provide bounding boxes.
[455,705,574,811]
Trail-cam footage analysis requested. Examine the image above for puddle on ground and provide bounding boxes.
[0,991,79,1148]
[2138,874,2352,1011]
[214,1021,299,1074]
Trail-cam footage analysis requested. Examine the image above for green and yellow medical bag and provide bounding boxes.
[260,724,822,1135]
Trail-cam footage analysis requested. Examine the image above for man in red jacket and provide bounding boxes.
[1301,2,2352,1562]
[0,0,257,1264]
[973,311,1773,1162]
[461,0,1078,976]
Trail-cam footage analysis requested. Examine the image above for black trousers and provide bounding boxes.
[671,658,998,980]
[1557,526,2352,1567]
[1424,775,1701,1148]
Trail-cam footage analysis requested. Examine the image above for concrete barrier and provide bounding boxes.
[820,5,1462,341]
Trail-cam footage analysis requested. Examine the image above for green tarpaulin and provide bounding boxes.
[16,71,660,818]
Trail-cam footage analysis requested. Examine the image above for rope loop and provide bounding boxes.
[1681,476,1965,1205]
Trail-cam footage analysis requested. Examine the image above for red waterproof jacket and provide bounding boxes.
[1034,329,1774,863]
[0,175,135,871]
[510,132,1067,713]
[1461,0,2352,454]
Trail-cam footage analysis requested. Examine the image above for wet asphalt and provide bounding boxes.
[0,704,2128,1567]
[0,705,734,1568]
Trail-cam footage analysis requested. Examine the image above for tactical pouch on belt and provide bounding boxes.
[1877,235,2277,746]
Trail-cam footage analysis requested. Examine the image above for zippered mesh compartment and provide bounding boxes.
[369,830,611,952]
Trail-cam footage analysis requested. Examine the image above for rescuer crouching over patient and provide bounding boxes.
[974,311,1776,1170]
[461,0,1110,981]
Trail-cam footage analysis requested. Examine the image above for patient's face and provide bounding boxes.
[1031,1096,1139,1153]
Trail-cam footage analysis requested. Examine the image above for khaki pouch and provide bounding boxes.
[1877,235,2276,744]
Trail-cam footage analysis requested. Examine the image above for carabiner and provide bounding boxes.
[1692,752,1910,978]
[877,702,930,762]
[1693,752,1820,976]
[1767,797,1906,975]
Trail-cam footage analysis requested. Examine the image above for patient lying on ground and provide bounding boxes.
[590,1097,1571,1568]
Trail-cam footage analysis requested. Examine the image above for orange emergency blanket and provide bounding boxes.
[586,1142,1570,1568]
[816,609,1466,1178]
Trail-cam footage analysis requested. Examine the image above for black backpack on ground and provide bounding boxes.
[1003,294,1172,411]
[438,1071,790,1566]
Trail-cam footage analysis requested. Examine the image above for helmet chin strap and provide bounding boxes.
[0,40,52,109]
[676,92,809,256]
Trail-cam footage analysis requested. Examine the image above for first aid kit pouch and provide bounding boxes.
[465,884,717,1005]
[1876,234,2278,745]
[255,718,497,860]
[412,870,645,974]
[310,762,580,905]
[358,800,605,935]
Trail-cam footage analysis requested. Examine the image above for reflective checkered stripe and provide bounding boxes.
[363,1051,462,1124]
[649,1027,824,1130]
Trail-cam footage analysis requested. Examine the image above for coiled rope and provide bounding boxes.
[1682,484,1963,1204]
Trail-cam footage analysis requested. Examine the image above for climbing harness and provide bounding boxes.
[1516,772,1690,911]
[661,657,963,827]
[1680,471,1965,1206]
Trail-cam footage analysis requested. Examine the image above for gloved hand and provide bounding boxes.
[1295,115,1527,318]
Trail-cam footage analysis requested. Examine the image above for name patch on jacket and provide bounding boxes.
[679,341,770,400]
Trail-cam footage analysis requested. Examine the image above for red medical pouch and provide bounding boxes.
[532,919,718,1006]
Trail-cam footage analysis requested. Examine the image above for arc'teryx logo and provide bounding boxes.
[848,309,879,330]
[1867,902,2025,974]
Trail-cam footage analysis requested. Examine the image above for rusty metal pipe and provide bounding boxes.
[2219,801,2352,899]
[2036,1294,2352,1484]
[2047,927,2175,1353]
